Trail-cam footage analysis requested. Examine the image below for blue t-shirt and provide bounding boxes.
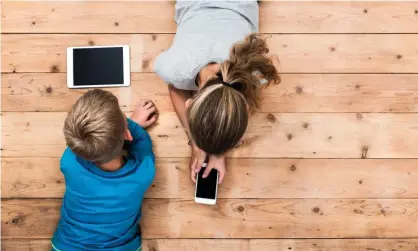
[52,119,155,251]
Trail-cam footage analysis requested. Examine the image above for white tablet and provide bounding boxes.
[67,45,130,89]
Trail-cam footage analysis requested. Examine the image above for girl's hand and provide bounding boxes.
[203,154,226,184]
[189,143,207,183]
[130,100,158,128]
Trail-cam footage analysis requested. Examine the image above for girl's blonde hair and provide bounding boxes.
[187,34,280,155]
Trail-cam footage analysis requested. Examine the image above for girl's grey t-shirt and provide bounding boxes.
[154,1,259,91]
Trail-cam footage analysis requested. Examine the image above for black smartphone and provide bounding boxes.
[195,161,218,205]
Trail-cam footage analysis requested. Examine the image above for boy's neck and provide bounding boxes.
[98,155,125,172]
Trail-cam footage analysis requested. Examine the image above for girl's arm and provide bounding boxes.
[168,85,208,182]
[168,84,193,139]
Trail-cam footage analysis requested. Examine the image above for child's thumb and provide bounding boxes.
[202,166,213,178]
[145,115,158,127]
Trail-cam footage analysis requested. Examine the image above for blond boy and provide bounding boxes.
[52,89,157,251]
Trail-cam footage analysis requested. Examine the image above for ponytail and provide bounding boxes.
[219,33,280,111]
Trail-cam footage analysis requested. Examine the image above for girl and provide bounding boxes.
[155,1,280,184]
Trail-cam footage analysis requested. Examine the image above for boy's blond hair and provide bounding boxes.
[64,89,126,163]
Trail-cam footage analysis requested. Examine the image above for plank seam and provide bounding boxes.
[3,198,418,201]
[4,33,418,35]
[2,237,418,240]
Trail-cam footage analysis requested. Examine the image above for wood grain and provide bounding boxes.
[3,239,418,251]
[3,158,418,199]
[1,34,172,73]
[1,73,172,113]
[3,0,418,248]
[4,73,418,113]
[3,2,418,33]
[4,34,418,73]
[3,199,418,238]
[3,112,418,159]
[1,1,176,34]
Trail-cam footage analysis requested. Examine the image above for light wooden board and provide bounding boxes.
[3,158,418,199]
[1,73,172,113]
[4,73,418,113]
[1,34,172,73]
[3,239,418,251]
[3,199,418,238]
[1,1,176,34]
[4,34,418,73]
[3,2,418,34]
[3,112,418,159]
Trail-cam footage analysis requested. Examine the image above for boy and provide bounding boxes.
[52,89,158,251]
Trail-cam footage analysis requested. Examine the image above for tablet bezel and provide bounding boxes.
[67,45,130,89]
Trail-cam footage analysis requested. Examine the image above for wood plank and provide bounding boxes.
[3,239,418,251]
[260,1,418,34]
[3,2,418,33]
[2,239,51,251]
[1,34,172,73]
[1,1,176,34]
[1,73,172,113]
[3,112,418,158]
[247,239,418,251]
[3,34,418,73]
[3,199,418,238]
[3,158,418,199]
[4,73,418,113]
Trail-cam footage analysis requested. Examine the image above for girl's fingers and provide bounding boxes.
[190,151,200,182]
[195,154,206,175]
[202,165,213,178]
[191,169,197,183]
[190,157,198,183]
[218,170,225,184]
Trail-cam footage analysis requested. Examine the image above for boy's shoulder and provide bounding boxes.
[60,147,84,172]
[61,147,77,161]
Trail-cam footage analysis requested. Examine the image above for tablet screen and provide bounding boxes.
[73,47,124,86]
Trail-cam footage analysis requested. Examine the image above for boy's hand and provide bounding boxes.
[130,100,158,128]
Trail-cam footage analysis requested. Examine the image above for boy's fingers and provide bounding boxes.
[139,100,146,107]
[150,114,158,122]
[145,115,157,127]
[142,100,153,107]
[145,101,154,110]
[147,107,157,114]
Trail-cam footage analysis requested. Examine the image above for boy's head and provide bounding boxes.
[64,89,129,163]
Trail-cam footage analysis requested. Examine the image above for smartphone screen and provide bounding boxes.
[196,167,218,199]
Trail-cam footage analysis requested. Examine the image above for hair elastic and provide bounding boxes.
[216,71,243,92]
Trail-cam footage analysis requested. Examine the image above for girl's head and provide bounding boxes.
[186,34,280,155]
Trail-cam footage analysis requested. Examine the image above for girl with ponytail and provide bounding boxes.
[155,1,280,184]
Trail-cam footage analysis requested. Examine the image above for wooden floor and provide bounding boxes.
[2,1,418,250]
